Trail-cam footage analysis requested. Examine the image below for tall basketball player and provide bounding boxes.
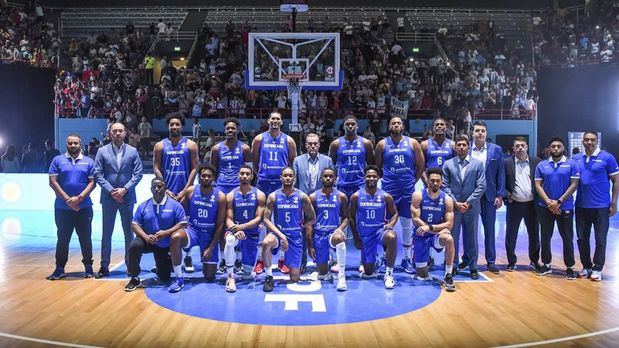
[153,113,200,272]
[421,117,455,184]
[375,116,424,274]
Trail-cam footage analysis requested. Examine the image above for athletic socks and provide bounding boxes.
[336,242,346,274]
[265,267,273,277]
[173,265,182,278]
[445,265,453,277]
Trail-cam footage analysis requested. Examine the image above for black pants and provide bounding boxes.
[576,207,610,271]
[127,236,172,282]
[505,201,540,266]
[54,207,93,268]
[538,208,575,268]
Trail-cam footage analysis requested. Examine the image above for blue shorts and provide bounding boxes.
[360,228,389,265]
[239,233,260,267]
[337,184,362,200]
[313,230,336,265]
[257,179,282,196]
[413,233,443,264]
[387,187,414,218]
[183,226,219,264]
[215,184,236,195]
[270,231,303,269]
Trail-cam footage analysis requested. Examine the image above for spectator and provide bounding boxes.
[1,144,20,173]
[21,142,41,173]
[44,139,61,170]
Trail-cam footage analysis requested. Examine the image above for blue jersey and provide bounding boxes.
[216,140,245,190]
[188,187,221,231]
[355,188,386,236]
[382,136,416,192]
[417,190,447,226]
[231,186,260,236]
[336,136,366,188]
[48,154,95,210]
[161,137,191,195]
[132,197,186,248]
[258,132,289,181]
[313,189,341,233]
[426,138,453,169]
[273,189,303,236]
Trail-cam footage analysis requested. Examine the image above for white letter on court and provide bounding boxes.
[264,294,327,312]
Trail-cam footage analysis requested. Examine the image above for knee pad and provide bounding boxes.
[225,234,237,247]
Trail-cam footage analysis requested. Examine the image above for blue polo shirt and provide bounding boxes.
[49,153,95,210]
[535,156,580,210]
[574,148,619,208]
[132,196,186,248]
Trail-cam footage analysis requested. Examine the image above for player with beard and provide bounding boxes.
[375,117,424,274]
[421,118,455,184]
[308,168,349,291]
[153,113,200,273]
[222,165,266,292]
[167,164,227,292]
[211,117,252,274]
[261,167,316,292]
[411,167,456,292]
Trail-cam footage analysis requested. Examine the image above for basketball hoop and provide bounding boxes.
[286,76,303,101]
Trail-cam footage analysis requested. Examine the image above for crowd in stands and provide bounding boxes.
[0,1,59,67]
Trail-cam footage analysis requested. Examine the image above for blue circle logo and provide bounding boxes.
[145,273,442,325]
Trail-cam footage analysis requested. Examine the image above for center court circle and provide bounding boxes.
[145,273,442,325]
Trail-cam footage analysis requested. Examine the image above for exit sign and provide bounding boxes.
[174,46,181,51]
[412,47,420,53]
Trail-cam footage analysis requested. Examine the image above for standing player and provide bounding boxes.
[261,167,316,292]
[349,165,399,289]
[375,116,424,274]
[252,112,297,274]
[167,164,227,292]
[222,165,266,292]
[211,117,252,274]
[411,168,456,292]
[153,113,200,272]
[421,118,455,184]
[308,168,349,291]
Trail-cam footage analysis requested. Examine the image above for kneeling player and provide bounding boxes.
[222,165,266,292]
[350,165,399,289]
[168,164,227,293]
[262,167,316,292]
[308,168,349,291]
[411,168,456,292]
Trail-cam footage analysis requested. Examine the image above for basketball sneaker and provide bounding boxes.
[254,260,265,274]
[84,265,95,278]
[336,274,347,292]
[577,268,592,279]
[225,275,237,293]
[263,275,275,292]
[590,270,602,282]
[400,257,414,274]
[384,274,396,289]
[168,276,184,293]
[183,255,194,273]
[124,277,140,292]
[444,274,456,292]
[278,258,289,274]
[234,260,243,275]
[216,259,226,274]
[46,267,65,280]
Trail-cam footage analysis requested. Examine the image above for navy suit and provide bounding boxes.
[94,143,143,269]
[470,142,505,266]
[442,156,486,271]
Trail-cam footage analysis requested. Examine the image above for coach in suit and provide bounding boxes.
[442,134,486,279]
[93,122,143,278]
[467,121,505,274]
[504,136,541,272]
[293,133,333,272]
[293,133,334,194]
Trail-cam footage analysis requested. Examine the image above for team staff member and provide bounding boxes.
[534,137,580,279]
[467,121,505,274]
[573,131,619,281]
[93,122,143,279]
[504,137,542,272]
[46,134,97,280]
[124,177,187,292]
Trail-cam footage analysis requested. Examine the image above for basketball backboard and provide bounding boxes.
[246,32,342,91]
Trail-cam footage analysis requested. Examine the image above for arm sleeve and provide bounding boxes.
[48,156,59,176]
[606,154,619,176]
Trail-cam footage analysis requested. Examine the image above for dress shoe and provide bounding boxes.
[94,267,110,279]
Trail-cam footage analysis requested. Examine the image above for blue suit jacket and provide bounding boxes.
[442,156,487,211]
[293,153,333,194]
[470,142,505,202]
[94,143,143,205]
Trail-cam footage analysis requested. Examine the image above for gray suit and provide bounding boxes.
[293,153,333,195]
[442,156,486,271]
[94,143,143,269]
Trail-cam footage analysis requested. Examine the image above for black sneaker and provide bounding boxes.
[565,268,576,280]
[94,267,110,279]
[536,264,552,276]
[506,264,516,272]
[124,277,140,292]
[46,267,65,280]
[183,255,194,273]
[217,260,226,274]
[84,265,95,278]
[234,260,243,275]
[444,274,456,292]
[487,263,500,274]
[263,275,275,292]
[529,262,542,272]
[451,267,459,276]
[470,270,480,280]
[458,261,469,270]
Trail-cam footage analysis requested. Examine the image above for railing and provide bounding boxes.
[395,32,436,43]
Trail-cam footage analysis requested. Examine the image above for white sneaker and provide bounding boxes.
[317,272,332,281]
[591,270,602,282]
[413,274,433,281]
[360,272,377,279]
[336,274,347,291]
[225,276,237,293]
[577,268,592,279]
[330,262,340,273]
[358,264,364,273]
[384,274,395,289]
